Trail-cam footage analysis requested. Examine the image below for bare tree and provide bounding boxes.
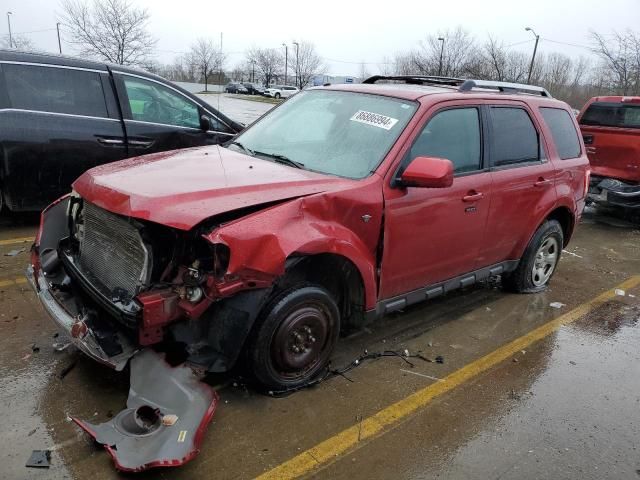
[410,26,477,77]
[188,38,225,91]
[590,29,640,95]
[358,62,371,81]
[292,41,324,89]
[246,47,282,87]
[60,0,156,65]
[1,35,35,51]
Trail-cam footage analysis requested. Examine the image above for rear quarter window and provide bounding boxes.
[3,63,108,117]
[540,107,581,159]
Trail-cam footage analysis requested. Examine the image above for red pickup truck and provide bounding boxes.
[578,96,640,209]
[28,77,589,390]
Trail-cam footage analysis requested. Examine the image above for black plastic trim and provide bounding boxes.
[368,260,519,319]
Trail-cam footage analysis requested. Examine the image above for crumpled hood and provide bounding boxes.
[73,146,352,230]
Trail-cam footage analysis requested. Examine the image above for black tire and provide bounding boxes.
[274,92,281,99]
[248,285,340,389]
[502,220,563,293]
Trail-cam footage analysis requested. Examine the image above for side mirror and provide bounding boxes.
[399,156,454,188]
[200,114,211,131]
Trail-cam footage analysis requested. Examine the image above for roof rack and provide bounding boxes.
[362,75,552,98]
[362,75,465,86]
[459,79,551,97]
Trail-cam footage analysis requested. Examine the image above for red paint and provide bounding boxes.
[400,156,454,188]
[72,146,354,230]
[137,290,181,345]
[578,96,640,183]
[60,85,586,325]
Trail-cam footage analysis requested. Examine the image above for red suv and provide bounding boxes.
[28,76,589,389]
[578,96,640,209]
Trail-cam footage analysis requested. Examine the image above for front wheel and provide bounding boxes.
[248,285,340,389]
[502,220,563,293]
[274,92,281,99]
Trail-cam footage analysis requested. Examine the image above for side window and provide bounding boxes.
[540,107,581,159]
[409,107,482,173]
[3,63,107,117]
[490,107,539,166]
[121,76,200,129]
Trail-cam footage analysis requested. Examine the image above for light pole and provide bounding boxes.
[525,27,540,84]
[282,43,288,85]
[7,12,13,49]
[437,37,445,76]
[251,59,256,83]
[56,22,62,54]
[292,41,299,89]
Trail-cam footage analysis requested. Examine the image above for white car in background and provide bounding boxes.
[263,85,299,99]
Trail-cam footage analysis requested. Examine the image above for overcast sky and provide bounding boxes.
[3,0,639,76]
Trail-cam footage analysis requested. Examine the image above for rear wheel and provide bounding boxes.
[503,220,563,293]
[274,92,281,99]
[248,285,340,389]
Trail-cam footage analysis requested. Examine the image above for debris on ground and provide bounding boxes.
[569,361,577,365]
[562,249,584,258]
[4,248,26,257]
[25,450,51,468]
[267,349,439,397]
[550,302,566,309]
[58,359,77,380]
[31,344,39,353]
[52,342,71,352]
[73,349,218,472]
[615,289,626,296]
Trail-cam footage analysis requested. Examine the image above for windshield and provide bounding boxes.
[230,90,417,178]
[580,102,640,129]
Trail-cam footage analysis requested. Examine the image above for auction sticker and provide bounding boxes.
[350,110,398,130]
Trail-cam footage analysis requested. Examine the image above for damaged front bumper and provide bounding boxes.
[588,177,640,208]
[26,265,137,370]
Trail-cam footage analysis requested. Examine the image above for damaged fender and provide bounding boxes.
[206,186,383,311]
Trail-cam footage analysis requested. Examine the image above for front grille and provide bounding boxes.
[79,202,150,300]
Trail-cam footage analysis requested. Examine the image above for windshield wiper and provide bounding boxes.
[227,140,255,156]
[253,150,305,169]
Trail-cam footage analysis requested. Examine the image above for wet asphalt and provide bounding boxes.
[1,97,639,480]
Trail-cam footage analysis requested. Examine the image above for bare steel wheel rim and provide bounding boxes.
[271,303,331,377]
[531,236,559,287]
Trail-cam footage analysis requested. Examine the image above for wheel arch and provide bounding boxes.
[280,253,367,331]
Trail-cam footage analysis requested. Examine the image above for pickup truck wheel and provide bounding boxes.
[503,220,563,293]
[248,285,340,389]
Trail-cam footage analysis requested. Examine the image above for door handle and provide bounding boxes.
[96,137,125,146]
[128,139,155,148]
[534,177,552,187]
[462,192,483,202]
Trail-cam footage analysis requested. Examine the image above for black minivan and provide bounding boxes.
[0,50,243,212]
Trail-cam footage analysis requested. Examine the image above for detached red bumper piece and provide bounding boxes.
[73,349,218,472]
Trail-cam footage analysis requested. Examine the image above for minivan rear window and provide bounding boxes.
[580,102,640,129]
[3,63,108,118]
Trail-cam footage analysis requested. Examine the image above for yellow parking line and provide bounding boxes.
[0,236,34,246]
[257,275,640,480]
[0,277,28,288]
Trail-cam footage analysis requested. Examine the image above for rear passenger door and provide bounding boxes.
[0,62,126,211]
[481,103,557,266]
[112,72,236,157]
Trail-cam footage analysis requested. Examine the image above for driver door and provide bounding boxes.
[379,103,493,299]
[113,72,233,157]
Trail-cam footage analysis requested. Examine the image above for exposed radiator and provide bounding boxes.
[79,202,150,300]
